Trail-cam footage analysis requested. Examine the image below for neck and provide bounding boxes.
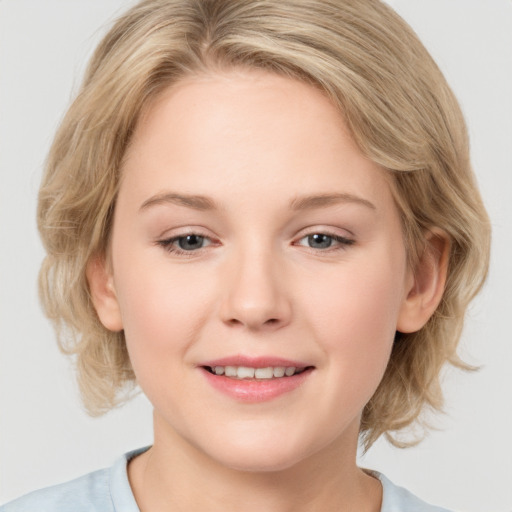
[128,415,381,512]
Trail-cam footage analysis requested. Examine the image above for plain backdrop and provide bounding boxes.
[1,1,511,510]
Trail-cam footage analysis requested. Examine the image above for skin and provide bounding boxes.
[88,69,447,512]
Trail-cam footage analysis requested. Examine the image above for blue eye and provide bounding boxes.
[307,233,334,249]
[158,233,212,254]
[297,233,354,250]
[176,234,207,251]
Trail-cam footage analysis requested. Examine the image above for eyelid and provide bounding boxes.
[155,224,212,239]
[294,225,354,240]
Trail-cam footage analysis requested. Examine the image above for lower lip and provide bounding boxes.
[200,368,313,403]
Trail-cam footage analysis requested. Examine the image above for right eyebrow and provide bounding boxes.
[289,193,376,211]
[139,192,217,212]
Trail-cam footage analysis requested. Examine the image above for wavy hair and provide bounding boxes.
[37,0,491,449]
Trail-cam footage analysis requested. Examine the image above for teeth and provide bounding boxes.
[254,367,273,379]
[209,365,302,379]
[273,367,286,378]
[237,366,255,379]
[225,366,237,377]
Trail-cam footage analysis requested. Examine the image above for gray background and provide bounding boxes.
[1,1,511,510]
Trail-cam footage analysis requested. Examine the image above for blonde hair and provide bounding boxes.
[38,0,490,448]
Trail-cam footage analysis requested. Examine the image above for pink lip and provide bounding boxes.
[198,355,314,403]
[200,355,309,369]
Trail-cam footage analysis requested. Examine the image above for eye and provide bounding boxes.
[175,234,209,251]
[157,233,213,255]
[296,232,354,250]
[305,233,334,249]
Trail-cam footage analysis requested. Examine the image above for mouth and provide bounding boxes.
[202,365,310,379]
[199,358,315,402]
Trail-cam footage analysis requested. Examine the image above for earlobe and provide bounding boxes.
[86,255,124,332]
[397,230,450,334]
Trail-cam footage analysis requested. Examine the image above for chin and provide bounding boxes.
[201,430,319,474]
[217,450,306,473]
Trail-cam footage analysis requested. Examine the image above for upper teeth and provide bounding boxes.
[211,366,301,379]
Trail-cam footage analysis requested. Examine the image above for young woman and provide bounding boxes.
[1,1,491,510]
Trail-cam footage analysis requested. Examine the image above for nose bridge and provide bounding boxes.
[220,240,291,330]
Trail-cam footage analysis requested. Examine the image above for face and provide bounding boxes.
[103,70,416,472]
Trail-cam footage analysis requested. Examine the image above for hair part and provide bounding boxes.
[38,0,491,449]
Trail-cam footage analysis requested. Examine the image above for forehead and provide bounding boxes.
[120,69,393,214]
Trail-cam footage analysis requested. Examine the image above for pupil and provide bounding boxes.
[309,234,332,248]
[179,234,203,250]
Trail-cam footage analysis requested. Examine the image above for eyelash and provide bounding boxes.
[156,232,214,257]
[295,233,355,252]
[157,231,355,257]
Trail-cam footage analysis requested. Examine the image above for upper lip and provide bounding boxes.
[199,355,312,369]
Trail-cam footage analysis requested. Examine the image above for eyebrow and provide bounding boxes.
[140,192,217,211]
[289,193,376,211]
[139,191,376,212]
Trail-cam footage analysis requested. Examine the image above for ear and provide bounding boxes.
[86,255,123,332]
[397,230,450,333]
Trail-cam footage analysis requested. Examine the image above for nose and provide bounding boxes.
[219,246,292,331]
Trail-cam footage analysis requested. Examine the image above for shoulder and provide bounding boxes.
[0,468,112,512]
[0,448,147,512]
[375,471,455,512]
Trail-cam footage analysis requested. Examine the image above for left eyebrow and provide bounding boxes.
[289,193,376,211]
[139,192,217,212]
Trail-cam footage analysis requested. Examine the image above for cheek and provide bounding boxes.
[303,258,406,389]
[112,254,214,366]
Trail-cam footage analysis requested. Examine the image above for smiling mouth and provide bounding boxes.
[203,365,312,379]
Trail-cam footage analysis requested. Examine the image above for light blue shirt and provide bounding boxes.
[1,447,453,511]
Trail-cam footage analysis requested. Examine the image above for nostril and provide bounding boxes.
[225,316,281,329]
